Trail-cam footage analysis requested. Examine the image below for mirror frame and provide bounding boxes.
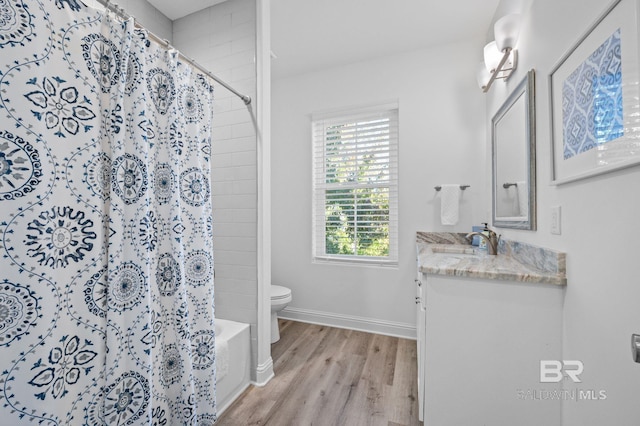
[491,69,536,230]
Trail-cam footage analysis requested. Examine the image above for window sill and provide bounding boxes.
[313,256,399,269]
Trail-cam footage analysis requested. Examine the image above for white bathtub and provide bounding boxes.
[215,318,251,415]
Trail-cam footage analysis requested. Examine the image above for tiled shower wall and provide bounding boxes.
[84,0,172,41]
[173,0,259,376]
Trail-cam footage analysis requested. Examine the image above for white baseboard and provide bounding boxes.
[278,307,416,340]
[252,356,274,387]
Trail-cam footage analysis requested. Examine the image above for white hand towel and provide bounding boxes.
[516,181,527,216]
[216,338,230,382]
[440,184,460,225]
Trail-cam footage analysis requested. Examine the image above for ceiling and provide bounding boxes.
[271,0,502,79]
[149,0,506,79]
[148,0,227,20]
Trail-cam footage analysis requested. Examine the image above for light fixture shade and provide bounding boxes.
[483,41,502,73]
[494,14,521,52]
[476,62,490,89]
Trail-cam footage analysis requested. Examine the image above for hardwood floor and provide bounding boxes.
[215,320,422,426]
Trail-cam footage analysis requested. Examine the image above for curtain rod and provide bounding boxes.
[94,0,252,105]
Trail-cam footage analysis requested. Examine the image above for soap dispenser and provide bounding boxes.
[478,223,490,251]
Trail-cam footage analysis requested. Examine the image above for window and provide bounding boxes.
[312,103,398,265]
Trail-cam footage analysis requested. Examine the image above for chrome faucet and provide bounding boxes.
[466,226,500,255]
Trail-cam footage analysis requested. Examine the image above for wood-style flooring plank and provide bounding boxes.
[215,320,422,426]
[387,338,420,425]
[264,326,351,425]
[339,333,398,426]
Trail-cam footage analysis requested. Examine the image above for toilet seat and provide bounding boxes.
[271,285,291,301]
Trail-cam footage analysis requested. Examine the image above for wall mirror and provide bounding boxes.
[492,69,536,230]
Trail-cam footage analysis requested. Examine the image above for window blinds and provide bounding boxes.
[312,105,399,264]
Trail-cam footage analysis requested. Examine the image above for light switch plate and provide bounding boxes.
[550,206,561,235]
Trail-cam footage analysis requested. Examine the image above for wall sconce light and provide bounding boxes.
[477,14,521,92]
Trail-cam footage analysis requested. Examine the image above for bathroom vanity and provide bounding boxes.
[416,232,566,425]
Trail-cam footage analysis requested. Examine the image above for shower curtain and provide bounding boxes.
[0,1,217,424]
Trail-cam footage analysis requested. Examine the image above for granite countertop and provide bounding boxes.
[416,232,567,286]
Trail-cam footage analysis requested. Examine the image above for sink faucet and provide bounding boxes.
[466,227,500,255]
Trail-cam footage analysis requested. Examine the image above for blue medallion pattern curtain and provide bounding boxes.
[0,1,217,424]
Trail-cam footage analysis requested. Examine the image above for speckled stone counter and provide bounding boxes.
[416,232,567,286]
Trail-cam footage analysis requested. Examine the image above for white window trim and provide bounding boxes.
[311,102,399,266]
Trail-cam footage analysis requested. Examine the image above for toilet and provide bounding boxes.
[270,285,292,343]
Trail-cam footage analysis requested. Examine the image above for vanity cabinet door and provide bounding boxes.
[423,275,563,426]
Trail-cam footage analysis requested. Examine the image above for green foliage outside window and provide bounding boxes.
[323,119,390,257]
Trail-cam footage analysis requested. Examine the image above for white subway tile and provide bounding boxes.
[231,3,256,26]
[211,180,235,195]
[173,7,211,34]
[212,165,256,182]
[175,35,211,60]
[211,152,233,168]
[174,20,216,41]
[231,122,256,139]
[207,11,233,33]
[214,194,256,209]
[211,136,255,154]
[230,21,255,40]
[213,97,233,113]
[212,222,256,237]
[214,305,256,325]
[215,291,257,311]
[210,50,255,74]
[215,250,257,266]
[216,108,254,127]
[211,125,232,140]
[172,13,194,34]
[212,87,233,101]
[212,181,256,197]
[232,179,257,195]
[232,151,256,166]
[213,264,257,282]
[232,63,256,82]
[207,42,234,62]
[210,30,234,47]
[211,167,233,182]
[215,289,257,312]
[231,35,255,54]
[213,278,255,295]
[214,237,257,252]
[213,209,256,223]
[231,165,257,180]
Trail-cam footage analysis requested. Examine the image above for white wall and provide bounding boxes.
[172,0,263,379]
[485,0,640,424]
[272,41,487,337]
